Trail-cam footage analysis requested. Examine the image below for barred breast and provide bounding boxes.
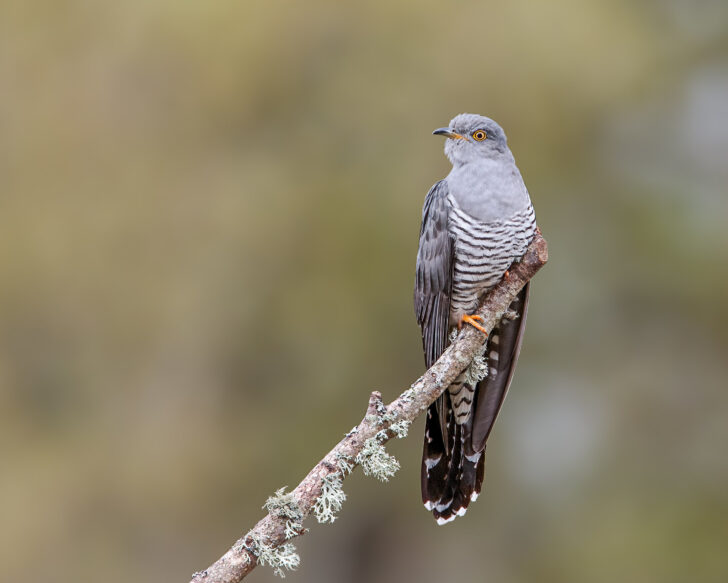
[447,194,536,325]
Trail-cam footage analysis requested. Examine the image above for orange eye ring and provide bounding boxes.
[472,130,487,141]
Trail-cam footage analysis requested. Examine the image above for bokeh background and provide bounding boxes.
[2,1,728,581]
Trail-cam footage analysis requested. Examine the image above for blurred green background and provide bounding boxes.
[2,1,728,581]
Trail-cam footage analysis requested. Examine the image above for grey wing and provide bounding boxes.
[414,180,454,369]
[416,180,456,514]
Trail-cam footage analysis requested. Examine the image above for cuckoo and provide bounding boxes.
[414,113,537,524]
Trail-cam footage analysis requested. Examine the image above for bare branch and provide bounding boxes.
[189,231,548,583]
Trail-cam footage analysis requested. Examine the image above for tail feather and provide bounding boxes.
[421,284,530,524]
[471,284,530,451]
[422,399,485,524]
[421,400,449,509]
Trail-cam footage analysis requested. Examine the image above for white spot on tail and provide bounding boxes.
[456,507,467,517]
[436,515,457,526]
[424,501,434,511]
[470,491,479,501]
[424,456,441,470]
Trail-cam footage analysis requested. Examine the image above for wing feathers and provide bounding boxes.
[414,180,454,369]
[471,283,530,452]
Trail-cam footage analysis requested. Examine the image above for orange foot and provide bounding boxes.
[503,269,511,282]
[458,314,488,335]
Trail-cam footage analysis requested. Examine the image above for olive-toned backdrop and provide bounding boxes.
[2,1,727,581]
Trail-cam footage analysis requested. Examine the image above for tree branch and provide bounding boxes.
[190,231,548,582]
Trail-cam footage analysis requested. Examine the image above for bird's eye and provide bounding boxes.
[472,130,487,141]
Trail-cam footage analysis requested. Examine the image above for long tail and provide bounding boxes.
[421,283,530,524]
[421,391,485,524]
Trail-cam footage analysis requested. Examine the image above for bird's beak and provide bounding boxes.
[433,127,465,140]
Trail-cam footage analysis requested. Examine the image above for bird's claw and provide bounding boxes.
[458,314,488,335]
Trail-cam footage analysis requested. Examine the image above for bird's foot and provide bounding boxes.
[458,314,488,335]
[503,269,511,282]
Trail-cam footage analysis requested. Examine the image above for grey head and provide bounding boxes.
[433,113,530,222]
[433,113,510,166]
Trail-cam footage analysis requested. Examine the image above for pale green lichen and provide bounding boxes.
[263,487,303,540]
[355,404,408,482]
[313,472,347,524]
[374,416,409,441]
[283,519,302,540]
[355,437,400,482]
[389,419,410,439]
[463,352,489,386]
[401,386,417,402]
[246,534,300,578]
[369,403,409,439]
[381,410,397,424]
[313,401,407,525]
[335,453,354,476]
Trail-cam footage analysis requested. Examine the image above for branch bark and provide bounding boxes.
[190,231,548,583]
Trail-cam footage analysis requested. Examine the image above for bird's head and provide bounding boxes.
[433,113,508,166]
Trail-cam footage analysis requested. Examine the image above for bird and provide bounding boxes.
[414,113,537,524]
